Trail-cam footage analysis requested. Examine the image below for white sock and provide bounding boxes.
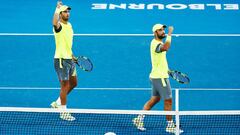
[167,120,175,127]
[56,97,61,105]
[59,105,67,109]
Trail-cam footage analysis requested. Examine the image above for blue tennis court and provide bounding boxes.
[0,0,240,135]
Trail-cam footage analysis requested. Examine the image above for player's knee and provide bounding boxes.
[164,98,172,105]
[61,81,70,90]
[64,84,71,90]
[72,81,77,88]
[69,80,77,90]
[156,98,161,102]
[70,76,77,88]
[151,97,160,103]
[61,80,69,86]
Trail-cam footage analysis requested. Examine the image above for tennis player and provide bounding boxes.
[133,24,183,134]
[51,2,77,121]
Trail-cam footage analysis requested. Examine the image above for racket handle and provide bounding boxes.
[75,61,80,67]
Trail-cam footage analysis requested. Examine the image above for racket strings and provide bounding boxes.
[78,57,93,71]
[176,74,189,82]
[80,59,92,68]
[170,71,190,84]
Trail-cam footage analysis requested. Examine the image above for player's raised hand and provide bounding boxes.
[168,26,174,33]
[168,26,174,36]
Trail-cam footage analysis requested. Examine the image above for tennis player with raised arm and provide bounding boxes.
[133,24,183,134]
[51,1,77,121]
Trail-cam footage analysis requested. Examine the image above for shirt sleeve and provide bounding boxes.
[53,24,62,33]
[155,43,164,53]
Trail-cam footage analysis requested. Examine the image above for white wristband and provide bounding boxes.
[166,36,172,43]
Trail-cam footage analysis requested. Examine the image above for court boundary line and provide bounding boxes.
[0,107,176,115]
[1,33,240,36]
[0,87,239,90]
[0,107,239,115]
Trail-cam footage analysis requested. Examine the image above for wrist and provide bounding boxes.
[166,36,172,43]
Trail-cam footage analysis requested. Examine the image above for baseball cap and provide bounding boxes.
[152,24,166,32]
[59,5,71,12]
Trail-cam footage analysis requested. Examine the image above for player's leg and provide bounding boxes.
[51,59,75,121]
[59,59,77,121]
[133,96,160,131]
[54,59,77,105]
[68,76,77,94]
[144,78,162,110]
[68,64,77,94]
[164,98,172,121]
[133,79,161,131]
[143,96,160,110]
[59,79,75,121]
[161,78,173,121]
[51,59,64,108]
[163,78,183,134]
[165,99,183,133]
[51,59,70,108]
[60,80,70,105]
[51,81,71,108]
[164,98,177,133]
[59,59,76,121]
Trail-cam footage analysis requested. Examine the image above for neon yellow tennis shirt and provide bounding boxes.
[149,39,169,78]
[53,22,73,59]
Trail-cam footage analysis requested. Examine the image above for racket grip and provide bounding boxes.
[75,61,80,66]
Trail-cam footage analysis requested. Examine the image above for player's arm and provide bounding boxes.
[161,26,173,51]
[156,26,174,52]
[52,2,62,32]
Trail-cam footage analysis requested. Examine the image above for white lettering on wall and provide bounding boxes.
[91,3,239,10]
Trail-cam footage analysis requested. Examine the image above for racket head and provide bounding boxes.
[168,70,190,84]
[75,56,93,72]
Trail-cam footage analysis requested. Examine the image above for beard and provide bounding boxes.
[62,17,69,21]
[60,14,69,21]
[157,33,166,39]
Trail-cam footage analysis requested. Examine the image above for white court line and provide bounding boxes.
[0,107,239,115]
[0,87,150,90]
[0,107,176,115]
[0,87,239,90]
[0,33,240,36]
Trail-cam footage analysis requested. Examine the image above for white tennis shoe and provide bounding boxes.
[60,112,76,121]
[50,102,75,121]
[166,121,184,134]
[132,117,146,131]
[50,101,59,108]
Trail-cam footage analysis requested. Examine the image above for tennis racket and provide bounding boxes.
[74,56,93,72]
[168,70,190,84]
